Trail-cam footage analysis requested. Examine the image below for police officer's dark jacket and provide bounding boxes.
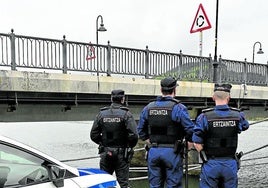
[147,97,184,145]
[203,107,240,158]
[95,103,135,148]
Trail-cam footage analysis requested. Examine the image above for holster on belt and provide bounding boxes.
[174,140,183,154]
[123,148,134,163]
[102,147,120,160]
[144,144,149,160]
[200,150,208,163]
[235,151,243,170]
[98,145,104,154]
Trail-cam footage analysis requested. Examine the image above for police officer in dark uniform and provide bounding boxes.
[193,83,249,188]
[137,77,194,188]
[90,89,138,188]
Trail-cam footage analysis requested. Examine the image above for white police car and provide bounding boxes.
[0,135,119,188]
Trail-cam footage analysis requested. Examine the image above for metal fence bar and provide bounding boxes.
[266,61,268,86]
[106,41,111,76]
[110,45,146,76]
[0,34,10,67]
[10,30,16,70]
[0,31,267,86]
[221,59,247,84]
[62,36,67,74]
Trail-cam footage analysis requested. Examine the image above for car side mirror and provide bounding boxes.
[48,165,66,187]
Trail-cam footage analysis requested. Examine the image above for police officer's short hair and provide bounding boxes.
[213,83,232,100]
[111,89,125,102]
[214,90,230,100]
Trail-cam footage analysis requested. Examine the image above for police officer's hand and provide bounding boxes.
[145,139,151,145]
[194,143,203,152]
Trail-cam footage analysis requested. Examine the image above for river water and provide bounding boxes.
[0,121,267,188]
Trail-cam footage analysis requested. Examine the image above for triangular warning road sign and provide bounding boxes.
[190,3,212,33]
[86,42,96,60]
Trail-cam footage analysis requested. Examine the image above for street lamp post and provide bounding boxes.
[252,41,264,63]
[96,15,107,76]
[213,0,219,83]
[214,0,219,63]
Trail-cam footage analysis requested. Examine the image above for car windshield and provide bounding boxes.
[0,142,49,187]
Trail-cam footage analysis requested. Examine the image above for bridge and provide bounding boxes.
[0,30,267,121]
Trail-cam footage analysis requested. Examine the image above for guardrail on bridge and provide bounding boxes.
[0,29,267,86]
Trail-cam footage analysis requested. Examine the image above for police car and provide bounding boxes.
[0,135,119,188]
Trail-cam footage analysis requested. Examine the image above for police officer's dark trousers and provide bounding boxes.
[100,148,129,188]
[148,147,183,188]
[200,158,238,188]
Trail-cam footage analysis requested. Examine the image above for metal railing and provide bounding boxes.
[0,30,267,86]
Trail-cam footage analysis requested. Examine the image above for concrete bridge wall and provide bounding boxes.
[0,70,267,122]
[1,70,267,99]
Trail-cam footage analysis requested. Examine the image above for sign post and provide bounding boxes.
[199,31,203,57]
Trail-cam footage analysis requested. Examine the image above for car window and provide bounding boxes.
[0,143,50,187]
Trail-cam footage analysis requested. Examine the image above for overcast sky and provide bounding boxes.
[1,0,268,64]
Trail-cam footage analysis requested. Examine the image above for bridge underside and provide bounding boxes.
[0,91,267,122]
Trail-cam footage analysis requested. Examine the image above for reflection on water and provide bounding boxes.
[237,122,268,188]
[0,121,99,168]
[0,121,268,187]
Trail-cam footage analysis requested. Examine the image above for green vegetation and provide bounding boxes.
[152,63,211,83]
